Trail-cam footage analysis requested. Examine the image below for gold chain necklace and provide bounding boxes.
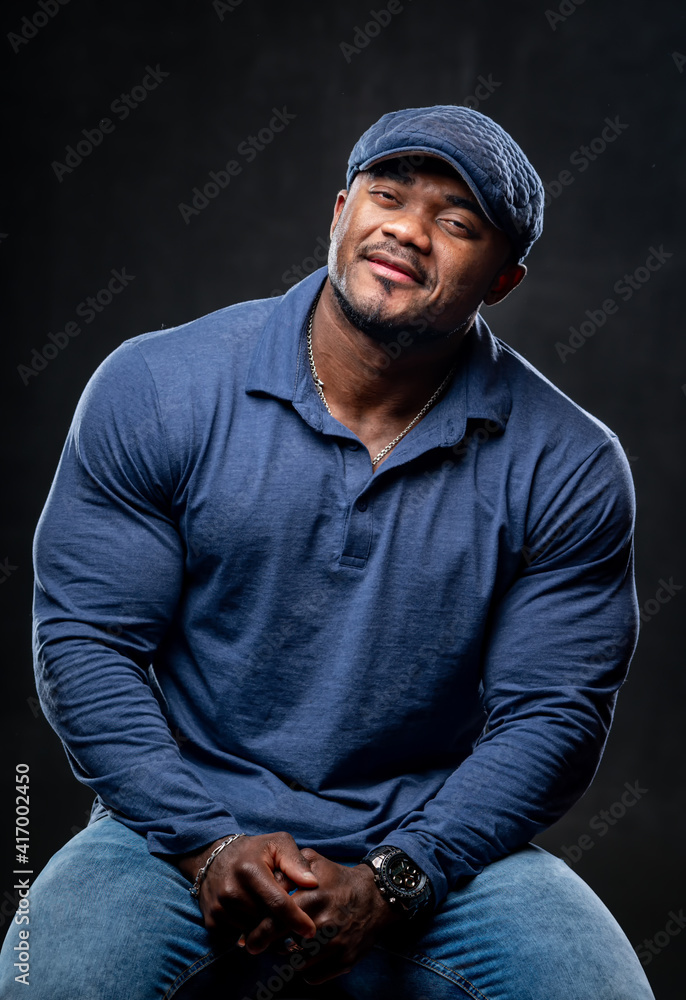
[306,291,457,468]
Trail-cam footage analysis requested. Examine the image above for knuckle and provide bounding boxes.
[264,832,293,853]
[205,902,225,927]
[215,882,242,905]
[300,888,322,904]
[268,891,296,913]
[234,860,262,883]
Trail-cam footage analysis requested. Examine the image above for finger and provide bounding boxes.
[235,862,317,942]
[270,839,319,890]
[286,885,329,918]
[243,914,281,954]
[201,882,264,933]
[244,902,316,955]
[272,868,298,893]
[299,847,322,864]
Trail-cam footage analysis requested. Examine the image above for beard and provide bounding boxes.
[327,253,472,347]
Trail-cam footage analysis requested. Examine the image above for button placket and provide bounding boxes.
[337,443,374,568]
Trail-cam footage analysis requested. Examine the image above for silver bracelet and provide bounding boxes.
[189,833,246,898]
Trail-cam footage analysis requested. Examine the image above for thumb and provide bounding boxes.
[277,846,319,887]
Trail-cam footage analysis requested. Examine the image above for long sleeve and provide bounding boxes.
[32,340,239,855]
[387,435,639,907]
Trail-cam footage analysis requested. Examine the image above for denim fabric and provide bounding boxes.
[0,818,654,999]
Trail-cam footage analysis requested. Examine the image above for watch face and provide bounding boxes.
[386,854,426,897]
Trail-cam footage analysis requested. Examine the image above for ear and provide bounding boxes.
[483,263,527,306]
[330,189,349,238]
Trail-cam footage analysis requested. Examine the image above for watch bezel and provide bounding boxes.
[362,846,433,918]
[378,850,428,899]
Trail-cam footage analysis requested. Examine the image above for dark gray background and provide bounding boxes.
[2,0,685,996]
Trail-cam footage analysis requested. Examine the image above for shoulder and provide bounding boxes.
[486,331,627,472]
[79,293,282,409]
[502,340,615,441]
[122,293,281,374]
[471,320,635,522]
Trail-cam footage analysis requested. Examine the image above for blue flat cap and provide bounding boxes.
[346,105,544,261]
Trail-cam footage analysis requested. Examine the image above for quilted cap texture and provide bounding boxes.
[346,105,544,261]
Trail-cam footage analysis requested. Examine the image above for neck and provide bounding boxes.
[309,279,472,425]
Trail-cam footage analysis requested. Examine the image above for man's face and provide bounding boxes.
[327,155,524,345]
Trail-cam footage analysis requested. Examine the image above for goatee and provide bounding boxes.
[328,271,468,345]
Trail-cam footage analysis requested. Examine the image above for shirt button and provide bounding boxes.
[348,442,360,451]
[355,499,368,512]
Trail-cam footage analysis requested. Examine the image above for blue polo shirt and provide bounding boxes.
[33,266,638,908]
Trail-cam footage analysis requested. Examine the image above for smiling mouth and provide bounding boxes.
[365,255,423,285]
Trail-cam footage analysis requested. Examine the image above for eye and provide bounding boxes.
[440,217,474,236]
[370,189,398,203]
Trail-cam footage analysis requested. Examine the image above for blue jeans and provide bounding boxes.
[0,816,654,999]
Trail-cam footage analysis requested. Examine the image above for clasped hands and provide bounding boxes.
[176,831,403,986]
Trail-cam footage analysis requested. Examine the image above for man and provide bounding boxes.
[0,106,654,998]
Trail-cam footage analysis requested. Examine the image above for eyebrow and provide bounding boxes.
[367,168,487,221]
[443,194,488,220]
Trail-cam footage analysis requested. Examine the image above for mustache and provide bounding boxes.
[360,241,428,285]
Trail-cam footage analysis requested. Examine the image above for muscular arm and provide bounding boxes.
[34,341,344,949]
[33,341,236,855]
[385,435,640,906]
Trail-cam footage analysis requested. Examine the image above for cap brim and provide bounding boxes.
[351,146,502,231]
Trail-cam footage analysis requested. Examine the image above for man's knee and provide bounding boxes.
[395,846,656,1000]
[0,818,212,999]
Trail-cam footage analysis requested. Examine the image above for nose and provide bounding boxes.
[380,208,432,253]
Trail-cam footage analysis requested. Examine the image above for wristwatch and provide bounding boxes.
[360,845,434,920]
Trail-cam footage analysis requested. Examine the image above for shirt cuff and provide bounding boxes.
[382,832,475,910]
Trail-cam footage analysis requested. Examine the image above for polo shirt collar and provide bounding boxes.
[245,265,512,450]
